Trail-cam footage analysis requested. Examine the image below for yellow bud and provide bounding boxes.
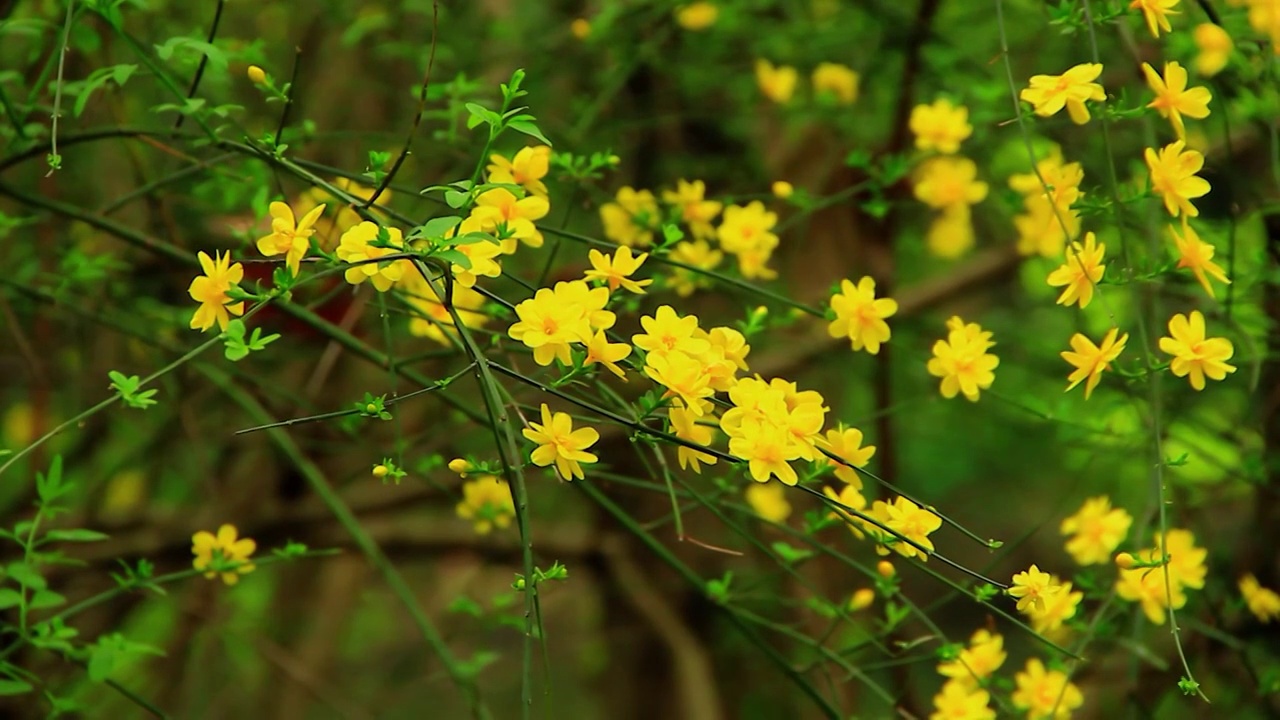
[849,588,875,611]
[608,154,621,166]
[247,65,267,84]
[877,560,895,578]
[372,464,389,479]
[570,18,591,40]
[771,180,794,198]
[448,458,472,476]
[1115,552,1135,569]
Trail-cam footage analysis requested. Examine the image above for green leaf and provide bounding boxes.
[444,190,469,209]
[153,37,227,70]
[507,120,552,146]
[6,563,45,590]
[88,644,115,682]
[70,64,137,117]
[435,249,471,269]
[43,529,109,543]
[0,588,22,610]
[28,589,66,610]
[420,215,462,238]
[464,102,500,130]
[0,679,32,695]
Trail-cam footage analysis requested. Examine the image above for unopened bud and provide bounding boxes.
[247,65,267,85]
[448,458,472,476]
[877,560,895,578]
[849,588,875,611]
[372,464,389,479]
[1115,552,1135,569]
[570,18,590,40]
[772,180,794,198]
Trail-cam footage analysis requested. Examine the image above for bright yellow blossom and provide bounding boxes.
[1009,564,1061,614]
[675,2,718,30]
[523,403,599,481]
[816,425,875,487]
[1193,23,1233,76]
[1116,547,1183,624]
[1020,63,1105,125]
[455,476,515,534]
[1028,577,1082,635]
[1156,529,1207,592]
[927,318,998,402]
[1061,328,1128,400]
[745,481,790,523]
[1130,0,1179,38]
[812,62,859,105]
[663,179,722,241]
[188,251,245,332]
[910,98,972,154]
[645,350,715,415]
[192,524,256,585]
[1170,221,1229,297]
[937,629,1007,688]
[257,201,325,276]
[930,680,995,720]
[1240,574,1280,623]
[755,59,798,103]
[507,286,594,366]
[585,246,652,294]
[913,156,988,210]
[472,188,550,251]
[827,276,898,354]
[1145,141,1210,218]
[729,421,804,485]
[402,271,488,345]
[1046,232,1105,309]
[337,222,410,292]
[448,217,503,288]
[584,329,632,379]
[823,483,868,539]
[666,240,723,296]
[717,201,779,280]
[601,187,660,247]
[487,145,551,197]
[1142,61,1211,141]
[1158,310,1235,390]
[865,496,941,560]
[1011,658,1083,720]
[1061,497,1133,565]
[927,205,976,258]
[633,305,709,359]
[669,405,717,473]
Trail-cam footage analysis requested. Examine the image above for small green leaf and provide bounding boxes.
[507,120,552,146]
[43,529,109,543]
[420,215,463,238]
[6,563,46,590]
[444,190,469,209]
[0,588,22,610]
[0,679,32,695]
[29,589,66,609]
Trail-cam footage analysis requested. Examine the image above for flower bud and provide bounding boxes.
[570,18,590,40]
[247,65,267,85]
[849,588,875,611]
[1115,552,1135,569]
[448,458,472,476]
[877,560,895,578]
[772,180,794,198]
[372,464,389,479]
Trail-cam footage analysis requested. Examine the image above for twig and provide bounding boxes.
[366,0,438,208]
[173,0,225,132]
[44,0,77,176]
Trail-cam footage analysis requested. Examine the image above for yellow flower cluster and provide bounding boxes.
[1116,529,1207,624]
[754,60,859,105]
[455,476,516,534]
[191,524,256,586]
[1012,148,1084,258]
[926,317,998,402]
[912,156,987,259]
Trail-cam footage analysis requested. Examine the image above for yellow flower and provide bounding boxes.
[1145,141,1210,218]
[584,246,652,294]
[1158,310,1236,390]
[824,483,868,539]
[717,201,779,279]
[472,188,550,251]
[401,271,489,345]
[246,65,266,84]
[1170,221,1229,298]
[447,217,502,288]
[633,305,709,360]
[570,18,590,40]
[508,285,595,367]
[645,350,715,415]
[827,276,898,354]
[745,481,790,523]
[600,187,660,247]
[295,178,390,250]
[1029,577,1082,635]
[256,201,325,276]
[1116,547,1183,624]
[865,496,941,560]
[1130,0,1179,38]
[927,318,998,402]
[1193,23,1232,76]
[929,679,995,720]
[816,425,876,487]
[1011,658,1083,720]
[455,476,515,534]
[675,2,718,30]
[666,240,722,296]
[1142,61,1211,141]
[1046,232,1105,309]
[1240,574,1280,623]
[910,98,973,154]
[487,145,551,198]
[1061,496,1132,565]
[662,179,722,241]
[937,629,1007,688]
[1061,328,1129,400]
[1020,63,1106,125]
[755,59,798,104]
[1156,529,1207,592]
[188,251,246,332]
[1008,564,1061,614]
[522,403,599,481]
[192,524,256,585]
[812,62,859,105]
[913,156,988,210]
[669,404,717,473]
[1011,150,1085,257]
[337,222,410,292]
[771,180,794,198]
[584,329,632,379]
[729,420,804,485]
[926,205,975,259]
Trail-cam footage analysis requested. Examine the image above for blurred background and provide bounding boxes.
[1,0,1278,718]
